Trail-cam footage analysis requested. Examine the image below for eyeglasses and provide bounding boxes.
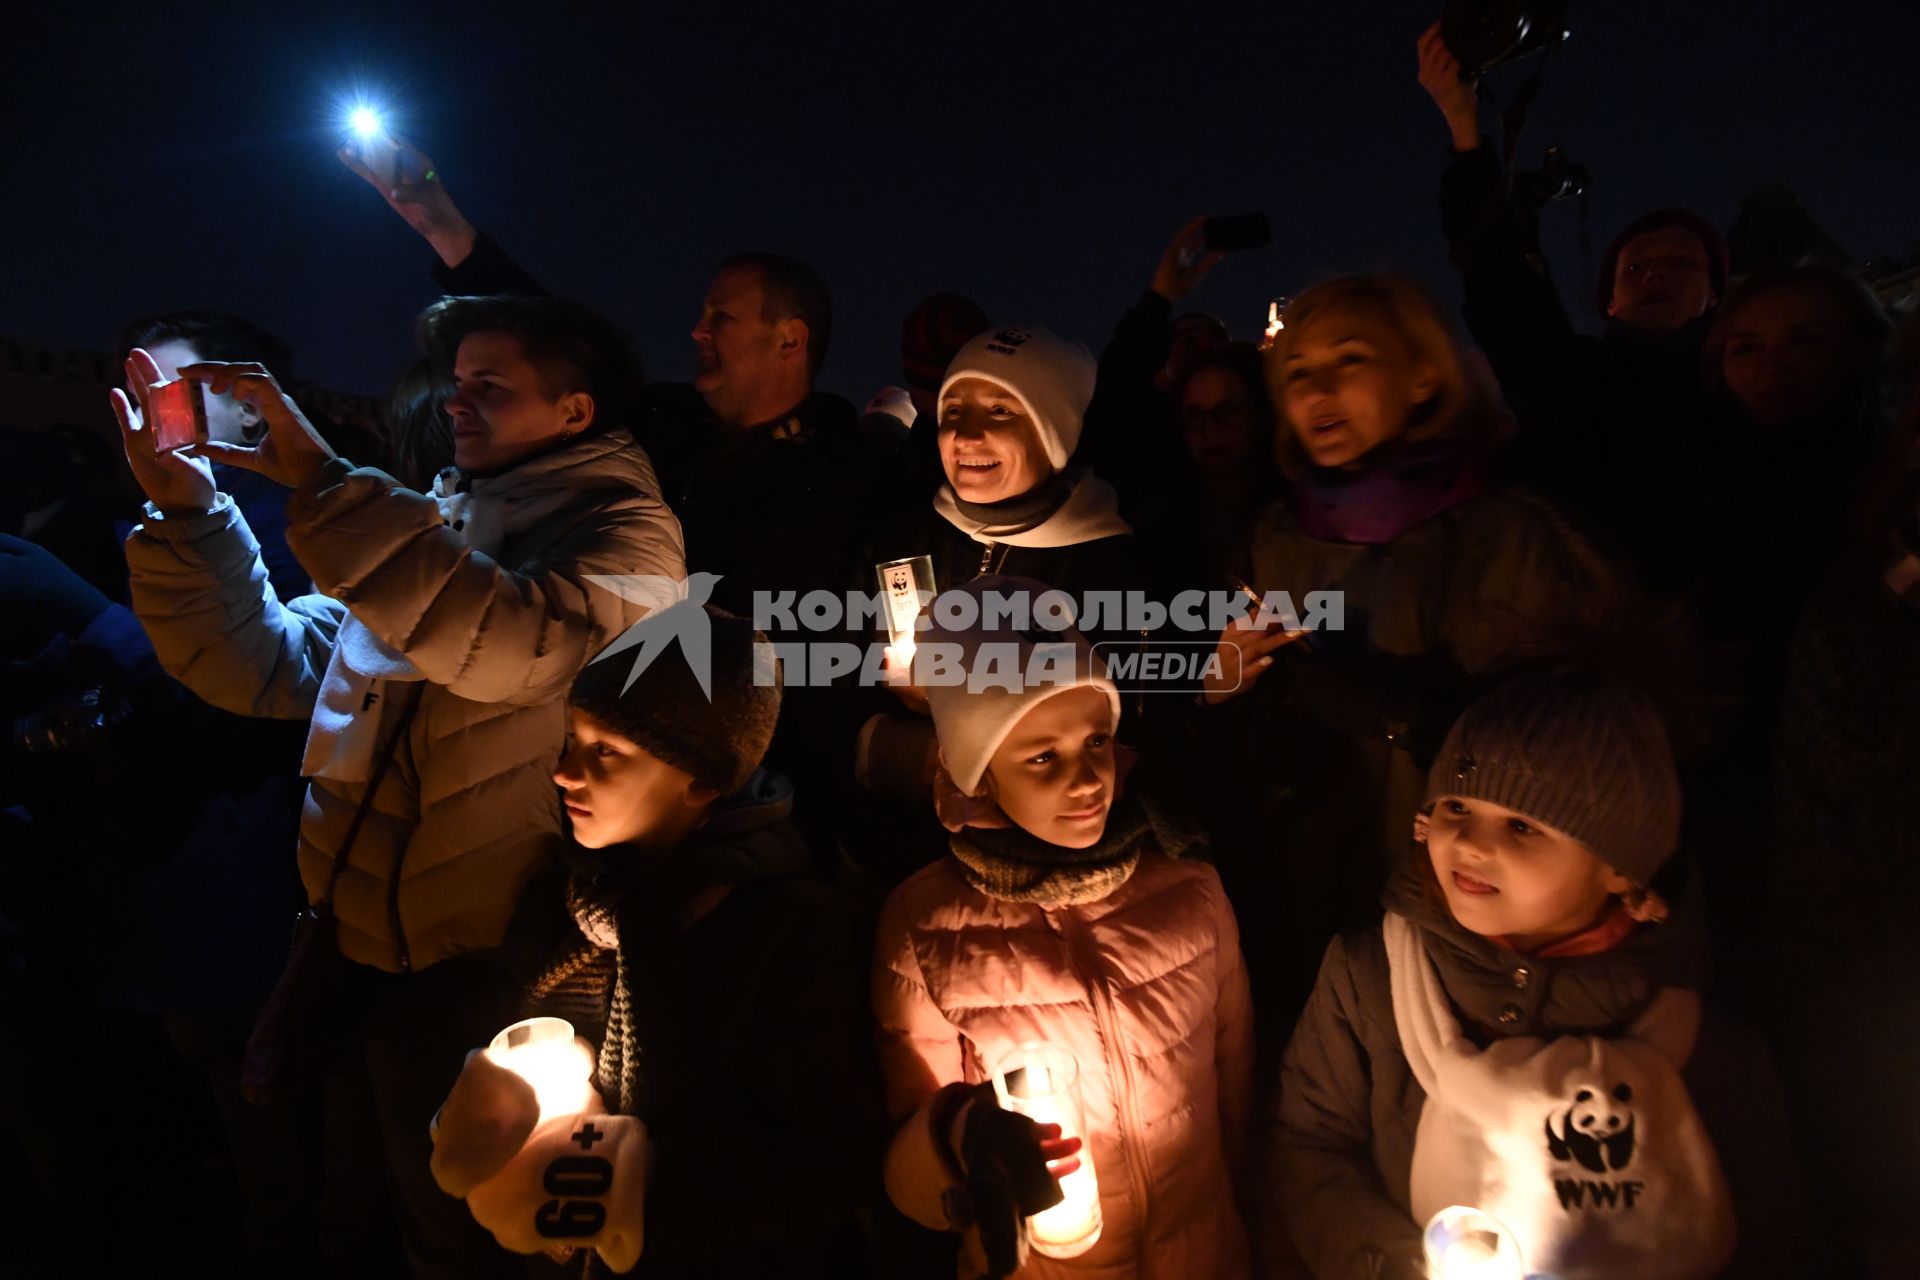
[1180,398,1252,432]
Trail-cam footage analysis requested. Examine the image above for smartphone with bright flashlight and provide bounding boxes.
[358,131,401,189]
[149,378,209,452]
[349,107,401,188]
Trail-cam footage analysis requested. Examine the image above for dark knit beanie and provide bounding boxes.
[569,603,781,794]
[1595,207,1731,318]
[1425,671,1681,886]
[901,293,990,394]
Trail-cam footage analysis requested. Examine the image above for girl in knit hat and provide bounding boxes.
[852,325,1155,887]
[874,576,1254,1279]
[428,603,877,1277]
[1266,670,1804,1280]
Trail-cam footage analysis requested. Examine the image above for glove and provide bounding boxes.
[466,1111,648,1274]
[430,1049,542,1198]
[934,1083,1066,1280]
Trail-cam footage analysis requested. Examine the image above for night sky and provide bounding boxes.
[6,1,1916,407]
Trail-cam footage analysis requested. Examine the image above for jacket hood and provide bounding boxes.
[451,426,662,504]
[1382,850,1712,1036]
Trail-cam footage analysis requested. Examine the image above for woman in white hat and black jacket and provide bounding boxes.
[847,326,1160,886]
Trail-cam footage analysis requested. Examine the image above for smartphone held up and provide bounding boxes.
[1178,212,1272,269]
[348,104,402,189]
[148,378,209,453]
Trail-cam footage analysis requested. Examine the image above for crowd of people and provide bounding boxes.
[3,21,1916,1280]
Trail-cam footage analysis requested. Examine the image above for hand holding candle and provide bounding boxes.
[992,1042,1103,1258]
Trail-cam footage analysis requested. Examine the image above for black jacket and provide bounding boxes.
[1438,145,1720,598]
[510,773,879,1279]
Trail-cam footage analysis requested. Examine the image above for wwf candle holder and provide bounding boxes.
[1423,1204,1525,1280]
[992,1042,1102,1258]
[875,555,936,662]
[486,1017,596,1124]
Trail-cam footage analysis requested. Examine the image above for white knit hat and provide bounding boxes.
[920,576,1121,797]
[937,326,1097,473]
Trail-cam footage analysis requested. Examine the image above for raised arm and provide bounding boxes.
[337,141,550,296]
[112,350,342,719]
[1417,20,1575,413]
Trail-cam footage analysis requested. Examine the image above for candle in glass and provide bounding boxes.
[486,1017,597,1123]
[876,555,936,663]
[1422,1204,1525,1280]
[992,1042,1103,1258]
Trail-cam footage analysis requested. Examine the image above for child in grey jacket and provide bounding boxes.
[1265,670,1804,1280]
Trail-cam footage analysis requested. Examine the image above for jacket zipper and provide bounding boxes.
[389,843,412,973]
[1061,911,1152,1271]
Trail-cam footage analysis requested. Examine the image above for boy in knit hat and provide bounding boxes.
[1266,669,1805,1280]
[874,576,1254,1280]
[429,602,876,1277]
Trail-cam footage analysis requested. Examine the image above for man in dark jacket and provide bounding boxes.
[1416,23,1729,597]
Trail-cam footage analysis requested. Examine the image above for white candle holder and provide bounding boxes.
[992,1041,1103,1258]
[875,555,936,663]
[486,1017,597,1124]
[1423,1204,1525,1280]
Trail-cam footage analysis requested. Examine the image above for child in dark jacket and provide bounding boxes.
[429,602,877,1278]
[1266,670,1803,1280]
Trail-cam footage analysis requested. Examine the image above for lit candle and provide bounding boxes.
[876,555,936,667]
[1422,1205,1525,1280]
[993,1042,1103,1258]
[486,1017,597,1123]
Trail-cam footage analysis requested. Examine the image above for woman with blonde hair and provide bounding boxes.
[1195,272,1623,1054]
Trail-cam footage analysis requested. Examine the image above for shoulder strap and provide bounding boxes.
[319,682,425,905]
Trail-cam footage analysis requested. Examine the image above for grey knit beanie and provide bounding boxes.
[569,602,781,794]
[1425,671,1682,886]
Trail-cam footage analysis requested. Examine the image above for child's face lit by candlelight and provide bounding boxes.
[981,687,1116,850]
[1423,796,1633,953]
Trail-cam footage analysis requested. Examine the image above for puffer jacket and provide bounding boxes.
[125,428,685,971]
[1265,858,1805,1280]
[875,850,1254,1279]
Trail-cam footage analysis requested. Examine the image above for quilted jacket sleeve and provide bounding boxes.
[873,883,968,1229]
[284,459,686,706]
[1268,936,1425,1280]
[124,493,346,720]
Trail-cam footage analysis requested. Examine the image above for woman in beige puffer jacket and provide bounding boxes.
[873,575,1255,1279]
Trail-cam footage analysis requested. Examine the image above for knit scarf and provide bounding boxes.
[948,791,1197,906]
[1294,437,1485,546]
[932,466,1133,549]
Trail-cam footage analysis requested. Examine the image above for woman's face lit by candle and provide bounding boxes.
[1277,303,1438,470]
[938,376,1053,503]
[553,709,718,849]
[980,687,1116,849]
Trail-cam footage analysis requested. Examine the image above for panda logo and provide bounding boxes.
[1546,1083,1636,1173]
[888,569,912,598]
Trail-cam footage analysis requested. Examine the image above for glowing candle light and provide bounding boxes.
[1423,1205,1525,1280]
[1262,296,1291,350]
[993,1042,1103,1258]
[486,1017,597,1124]
[876,555,936,666]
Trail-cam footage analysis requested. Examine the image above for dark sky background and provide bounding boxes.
[5,1,1916,406]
